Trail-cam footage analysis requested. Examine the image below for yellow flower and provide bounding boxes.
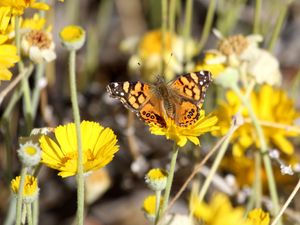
[39,121,119,178]
[213,85,300,156]
[0,35,19,81]
[149,110,219,147]
[0,7,11,32]
[142,194,163,220]
[195,53,226,78]
[247,208,270,225]
[0,0,49,16]
[191,192,251,225]
[59,25,86,50]
[125,30,197,82]
[22,13,47,31]
[11,175,39,203]
[145,168,168,191]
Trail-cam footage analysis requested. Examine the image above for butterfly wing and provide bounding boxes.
[169,71,212,126]
[107,81,167,127]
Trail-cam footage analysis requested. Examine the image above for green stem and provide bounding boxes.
[32,63,45,118]
[15,16,33,133]
[197,122,237,203]
[168,0,176,37]
[4,197,16,225]
[154,190,162,225]
[267,1,290,52]
[15,167,27,225]
[231,83,282,225]
[161,0,168,76]
[253,0,262,34]
[26,204,33,225]
[254,151,262,208]
[32,198,39,225]
[183,0,193,72]
[69,50,84,225]
[162,144,179,213]
[196,0,217,53]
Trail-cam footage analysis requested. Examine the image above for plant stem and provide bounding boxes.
[168,0,176,37]
[32,63,45,118]
[197,121,237,203]
[154,190,162,225]
[4,197,16,225]
[161,144,179,213]
[253,0,262,34]
[32,198,39,225]
[254,151,262,208]
[197,0,217,53]
[26,204,33,225]
[271,179,300,225]
[15,167,27,225]
[161,0,168,76]
[69,50,84,225]
[183,0,193,71]
[231,83,282,225]
[15,16,33,133]
[267,1,290,52]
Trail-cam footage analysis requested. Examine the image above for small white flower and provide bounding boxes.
[21,30,56,64]
[17,141,41,167]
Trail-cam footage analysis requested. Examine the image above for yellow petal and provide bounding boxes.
[271,134,294,155]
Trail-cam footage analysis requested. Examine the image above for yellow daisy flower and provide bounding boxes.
[39,121,119,178]
[195,53,226,78]
[0,35,19,81]
[247,208,270,225]
[213,85,300,156]
[0,0,49,16]
[191,192,251,225]
[124,29,197,82]
[149,110,219,147]
[11,175,39,203]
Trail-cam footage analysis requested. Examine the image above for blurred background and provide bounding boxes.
[1,0,300,224]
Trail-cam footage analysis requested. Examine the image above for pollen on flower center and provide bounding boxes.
[218,34,248,56]
[24,146,37,155]
[25,30,51,49]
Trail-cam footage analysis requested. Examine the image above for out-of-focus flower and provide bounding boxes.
[0,35,19,81]
[0,0,49,16]
[59,25,86,51]
[123,30,197,82]
[22,13,47,31]
[17,141,41,167]
[39,121,119,178]
[149,110,218,147]
[213,85,300,156]
[246,208,270,225]
[11,175,39,203]
[206,30,281,86]
[143,195,163,222]
[195,53,225,78]
[21,29,56,63]
[145,168,168,191]
[191,192,250,225]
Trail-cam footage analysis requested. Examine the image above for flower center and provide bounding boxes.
[25,30,51,49]
[24,146,37,155]
[218,34,248,56]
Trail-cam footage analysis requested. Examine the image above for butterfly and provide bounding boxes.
[106,71,212,128]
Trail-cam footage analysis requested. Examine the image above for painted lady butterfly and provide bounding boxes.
[107,71,212,127]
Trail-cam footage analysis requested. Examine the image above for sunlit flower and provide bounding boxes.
[246,208,270,225]
[207,30,281,86]
[145,168,168,191]
[11,175,39,203]
[0,7,11,32]
[149,110,218,147]
[39,121,119,178]
[124,30,197,82]
[0,0,49,16]
[191,192,250,225]
[213,85,300,156]
[59,25,86,51]
[0,35,19,81]
[21,29,56,63]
